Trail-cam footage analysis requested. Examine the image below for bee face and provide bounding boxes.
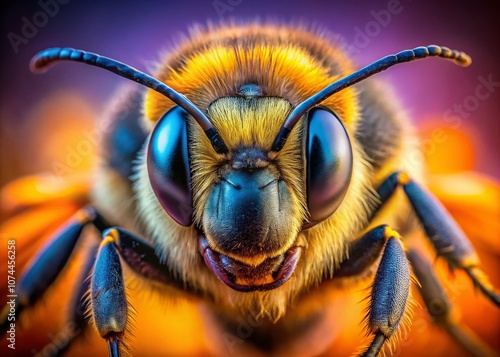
[147,94,354,291]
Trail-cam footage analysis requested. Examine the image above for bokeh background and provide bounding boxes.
[0,0,499,356]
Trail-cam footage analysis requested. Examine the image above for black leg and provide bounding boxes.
[87,226,204,357]
[357,227,411,357]
[335,225,388,278]
[407,248,495,357]
[91,229,128,357]
[375,171,500,307]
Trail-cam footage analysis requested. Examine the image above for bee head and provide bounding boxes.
[146,82,356,291]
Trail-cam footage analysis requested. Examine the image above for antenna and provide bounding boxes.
[31,47,228,154]
[271,45,471,153]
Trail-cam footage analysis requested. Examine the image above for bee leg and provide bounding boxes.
[407,248,495,357]
[0,206,106,335]
[89,226,197,357]
[376,171,500,307]
[335,225,388,278]
[359,228,411,357]
[91,229,128,357]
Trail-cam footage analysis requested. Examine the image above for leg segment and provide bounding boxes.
[359,228,411,357]
[92,229,128,357]
[334,226,412,355]
[88,226,203,357]
[407,248,495,357]
[375,172,500,307]
[335,225,388,278]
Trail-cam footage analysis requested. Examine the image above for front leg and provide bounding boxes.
[334,225,412,357]
[92,229,128,357]
[105,227,199,293]
[90,226,203,357]
[360,227,411,357]
[376,171,500,306]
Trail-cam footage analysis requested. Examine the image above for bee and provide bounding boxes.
[1,23,499,357]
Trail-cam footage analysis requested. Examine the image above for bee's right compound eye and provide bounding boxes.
[147,107,193,226]
[305,108,353,228]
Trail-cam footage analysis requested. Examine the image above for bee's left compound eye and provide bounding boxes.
[147,107,193,226]
[305,108,353,228]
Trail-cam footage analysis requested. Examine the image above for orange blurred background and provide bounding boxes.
[0,1,499,356]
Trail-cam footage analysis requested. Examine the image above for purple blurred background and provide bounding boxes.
[1,0,499,186]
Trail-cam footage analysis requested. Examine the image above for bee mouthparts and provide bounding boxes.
[198,236,302,292]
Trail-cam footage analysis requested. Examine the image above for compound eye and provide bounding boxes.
[306,108,353,228]
[147,107,192,226]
